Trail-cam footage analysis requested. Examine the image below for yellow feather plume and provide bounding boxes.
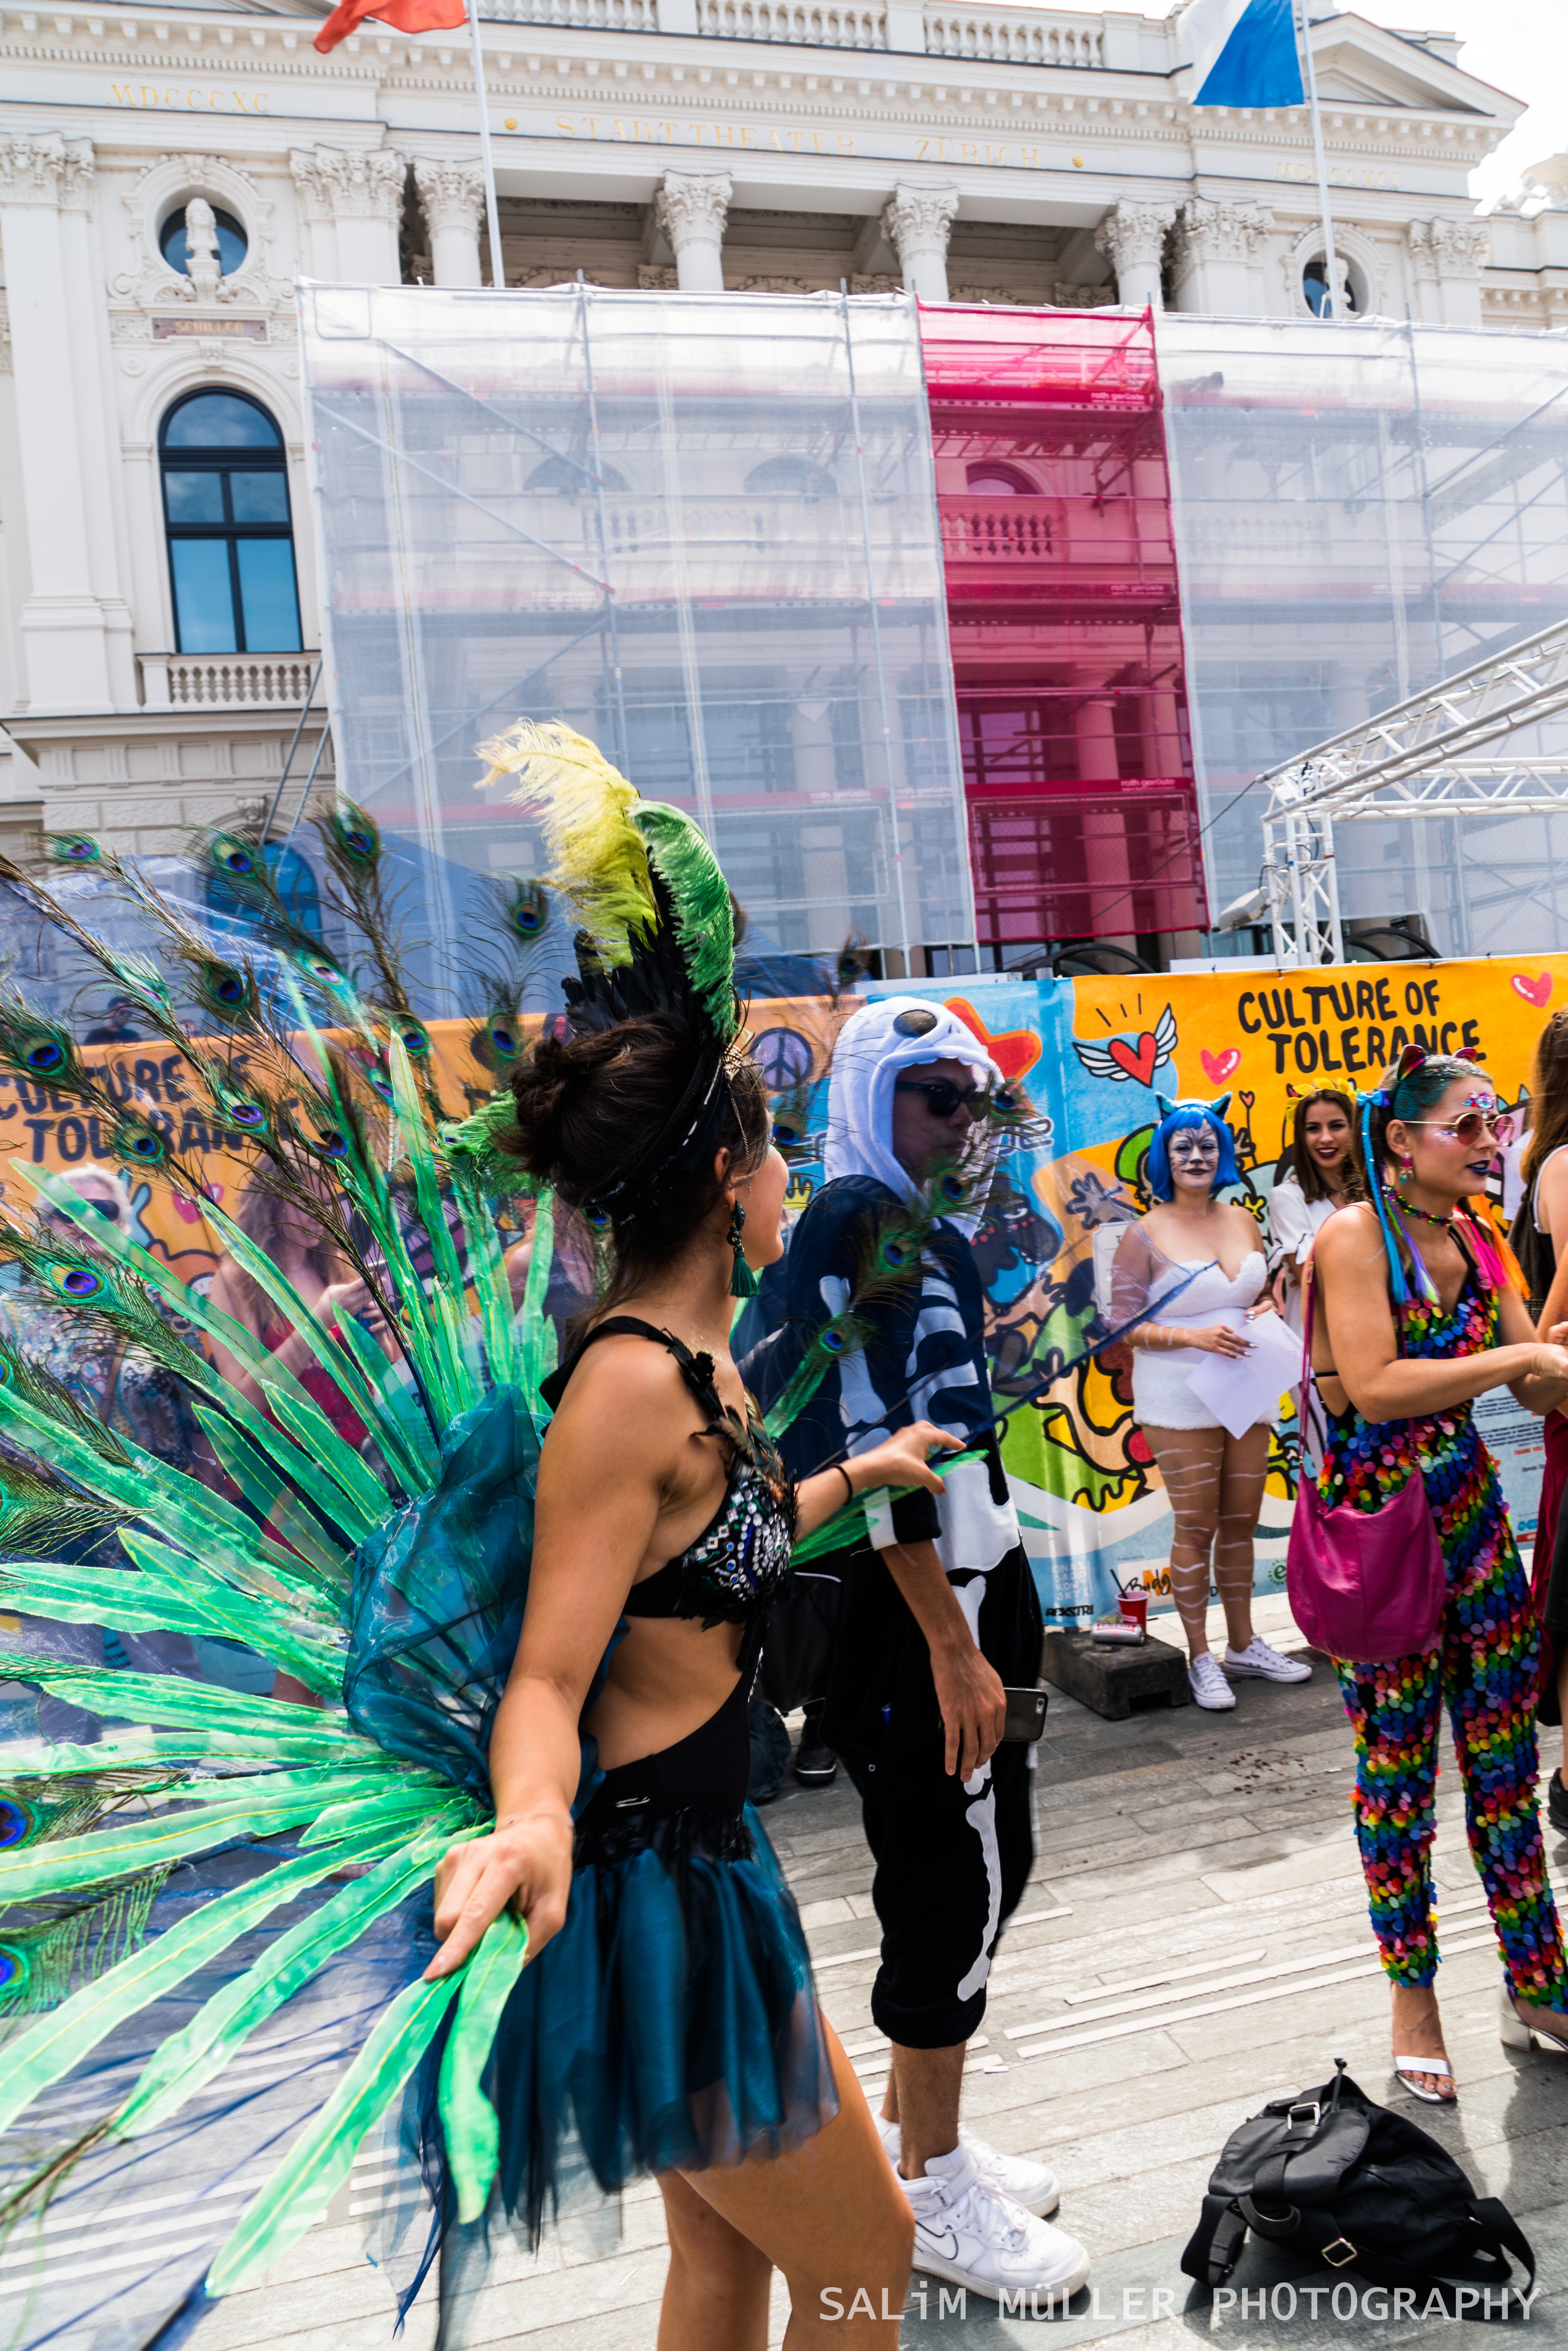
[477,719,655,971]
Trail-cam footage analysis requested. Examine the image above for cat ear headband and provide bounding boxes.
[1153,1091,1232,1121]
[1356,1043,1491,1306]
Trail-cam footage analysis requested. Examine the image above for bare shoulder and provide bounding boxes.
[1225,1204,1268,1250]
[1313,1201,1382,1273]
[1538,1150,1568,1231]
[544,1331,695,1469]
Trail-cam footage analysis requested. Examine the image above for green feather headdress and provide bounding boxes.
[480,720,744,1225]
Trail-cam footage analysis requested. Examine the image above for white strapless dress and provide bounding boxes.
[1130,1252,1272,1432]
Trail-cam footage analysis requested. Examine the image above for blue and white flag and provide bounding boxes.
[1180,0,1304,107]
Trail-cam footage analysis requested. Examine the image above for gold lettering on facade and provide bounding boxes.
[1275,159,1399,190]
[108,83,268,111]
[541,112,1054,172]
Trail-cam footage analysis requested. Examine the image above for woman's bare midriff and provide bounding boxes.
[587,1614,745,1772]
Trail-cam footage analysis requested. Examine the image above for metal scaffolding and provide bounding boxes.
[1255,616,1568,962]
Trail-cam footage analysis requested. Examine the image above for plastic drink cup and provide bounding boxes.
[1118,1593,1148,1634]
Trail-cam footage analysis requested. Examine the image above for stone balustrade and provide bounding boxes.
[140,653,321,711]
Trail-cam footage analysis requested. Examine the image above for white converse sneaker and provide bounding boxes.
[878,2117,1059,2216]
[1188,1653,1236,1710]
[1224,1634,1312,1684]
[898,2146,1090,2308]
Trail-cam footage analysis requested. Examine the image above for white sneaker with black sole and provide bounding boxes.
[897,2145,1090,2308]
[1188,1652,1236,1710]
[878,2117,1059,2216]
[1225,1634,1312,1683]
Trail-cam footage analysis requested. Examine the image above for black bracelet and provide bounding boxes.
[835,1463,854,1505]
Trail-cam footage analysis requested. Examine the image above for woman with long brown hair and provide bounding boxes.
[1268,1088,1367,1332]
[1514,1008,1568,1828]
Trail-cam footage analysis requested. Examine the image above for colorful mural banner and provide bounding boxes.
[6,960,1559,1630]
[851,955,1567,1627]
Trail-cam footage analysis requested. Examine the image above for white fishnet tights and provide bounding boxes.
[1139,1422,1270,1659]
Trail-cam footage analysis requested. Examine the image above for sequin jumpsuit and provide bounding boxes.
[1318,1270,1568,2000]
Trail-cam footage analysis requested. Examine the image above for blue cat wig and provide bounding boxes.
[1146,1096,1240,1203]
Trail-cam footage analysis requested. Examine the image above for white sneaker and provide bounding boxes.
[1225,1634,1312,1684]
[878,2117,1060,2216]
[1188,1653,1236,1710]
[898,2146,1090,2307]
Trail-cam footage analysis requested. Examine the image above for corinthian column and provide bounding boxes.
[655,172,732,293]
[883,183,959,302]
[1407,216,1488,330]
[1170,198,1274,316]
[293,147,405,284]
[0,134,124,712]
[1094,199,1176,312]
[413,158,487,289]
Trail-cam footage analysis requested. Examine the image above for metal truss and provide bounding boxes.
[1255,616,1568,961]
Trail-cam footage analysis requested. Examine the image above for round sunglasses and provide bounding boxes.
[893,1078,988,1120]
[1404,1108,1501,1147]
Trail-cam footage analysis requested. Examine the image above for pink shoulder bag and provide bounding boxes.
[1284,1266,1445,1666]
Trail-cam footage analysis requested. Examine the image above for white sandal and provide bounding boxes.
[1500,1989,1568,2052]
[1392,2054,1456,2105]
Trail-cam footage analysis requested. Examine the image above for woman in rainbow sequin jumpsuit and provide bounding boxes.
[1311,1049,1568,2105]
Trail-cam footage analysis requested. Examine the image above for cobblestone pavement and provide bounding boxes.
[179,1601,1568,2348]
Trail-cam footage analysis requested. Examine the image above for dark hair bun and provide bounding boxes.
[496,1015,768,1288]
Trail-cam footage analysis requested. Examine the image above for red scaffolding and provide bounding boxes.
[922,305,1206,953]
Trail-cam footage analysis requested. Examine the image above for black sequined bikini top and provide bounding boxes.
[538,1315,797,1631]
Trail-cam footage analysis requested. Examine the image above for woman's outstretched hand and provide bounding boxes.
[423,1809,574,1982]
[852,1420,965,1496]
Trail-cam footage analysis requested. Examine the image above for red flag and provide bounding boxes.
[314,0,467,54]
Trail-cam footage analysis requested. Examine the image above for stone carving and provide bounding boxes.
[0,132,91,208]
[882,182,960,270]
[655,171,733,258]
[58,140,95,214]
[292,146,407,227]
[1407,217,1491,279]
[637,263,679,290]
[1094,199,1175,276]
[116,156,282,316]
[413,157,486,239]
[1174,199,1273,274]
[183,197,225,303]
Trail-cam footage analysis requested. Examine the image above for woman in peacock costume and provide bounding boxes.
[0,727,971,2346]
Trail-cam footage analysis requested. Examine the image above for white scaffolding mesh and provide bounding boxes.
[300,283,971,986]
[1157,316,1568,956]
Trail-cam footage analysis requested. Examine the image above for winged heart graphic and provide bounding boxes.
[1072,1003,1177,1089]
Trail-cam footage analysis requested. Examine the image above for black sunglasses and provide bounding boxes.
[894,1078,987,1120]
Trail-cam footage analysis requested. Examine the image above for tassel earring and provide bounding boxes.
[726,1202,759,1299]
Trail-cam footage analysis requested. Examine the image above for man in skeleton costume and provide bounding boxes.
[774,997,1090,2309]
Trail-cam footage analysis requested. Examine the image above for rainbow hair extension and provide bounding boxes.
[1358,1084,1436,1308]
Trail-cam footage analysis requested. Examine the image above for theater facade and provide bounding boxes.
[0,0,1564,969]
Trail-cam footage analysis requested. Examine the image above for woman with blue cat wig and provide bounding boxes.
[1106,1093,1312,1711]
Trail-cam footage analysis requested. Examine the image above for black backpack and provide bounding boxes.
[1182,2062,1535,2320]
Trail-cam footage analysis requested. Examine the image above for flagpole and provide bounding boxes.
[466,0,504,288]
[1295,0,1341,319]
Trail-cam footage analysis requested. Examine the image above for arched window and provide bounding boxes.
[966,461,1039,495]
[1303,255,1361,317]
[206,840,322,938]
[525,453,628,494]
[744,456,836,499]
[159,391,301,654]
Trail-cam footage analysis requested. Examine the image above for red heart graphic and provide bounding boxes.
[944,996,1042,1083]
[1108,1032,1159,1087]
[1512,973,1554,1009]
[1201,1047,1241,1084]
